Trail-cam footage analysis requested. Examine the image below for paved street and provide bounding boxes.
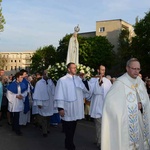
[0,119,98,150]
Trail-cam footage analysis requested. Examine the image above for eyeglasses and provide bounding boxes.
[128,66,141,71]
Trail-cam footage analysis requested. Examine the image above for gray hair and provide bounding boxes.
[126,58,140,67]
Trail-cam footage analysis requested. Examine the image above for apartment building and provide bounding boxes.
[96,19,135,51]
[79,19,135,51]
[0,51,35,75]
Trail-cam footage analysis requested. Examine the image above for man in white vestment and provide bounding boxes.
[66,25,80,65]
[54,62,90,150]
[33,73,54,137]
[89,65,112,149]
[7,72,27,135]
[101,58,150,150]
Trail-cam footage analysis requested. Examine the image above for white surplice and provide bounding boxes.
[7,86,27,112]
[33,78,54,116]
[54,74,90,121]
[101,73,150,150]
[89,77,112,118]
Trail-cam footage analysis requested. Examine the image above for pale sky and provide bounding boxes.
[0,0,149,52]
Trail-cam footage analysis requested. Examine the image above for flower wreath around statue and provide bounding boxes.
[48,62,94,82]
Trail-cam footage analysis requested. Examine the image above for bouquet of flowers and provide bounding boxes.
[48,62,94,81]
[76,64,95,80]
[48,62,67,81]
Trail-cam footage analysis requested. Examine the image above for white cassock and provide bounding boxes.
[7,86,27,112]
[54,74,90,121]
[33,78,54,116]
[66,35,79,65]
[101,73,150,150]
[89,77,112,118]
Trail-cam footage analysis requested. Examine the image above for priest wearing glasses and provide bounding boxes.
[101,58,150,150]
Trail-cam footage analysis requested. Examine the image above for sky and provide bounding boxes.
[0,0,150,52]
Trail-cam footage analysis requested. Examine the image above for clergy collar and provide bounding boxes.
[117,73,141,90]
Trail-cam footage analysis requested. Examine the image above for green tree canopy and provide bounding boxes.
[30,45,56,73]
[116,29,131,74]
[56,34,72,63]
[79,36,114,71]
[0,0,5,32]
[131,11,150,75]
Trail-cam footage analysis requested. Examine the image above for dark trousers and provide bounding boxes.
[11,112,20,133]
[38,115,50,134]
[64,120,77,150]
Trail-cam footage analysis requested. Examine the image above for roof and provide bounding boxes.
[96,19,133,26]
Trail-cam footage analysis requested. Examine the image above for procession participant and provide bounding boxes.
[0,76,11,125]
[54,62,90,150]
[31,72,42,127]
[7,72,27,135]
[33,73,54,137]
[49,79,61,127]
[101,58,150,150]
[89,65,112,149]
[19,69,31,126]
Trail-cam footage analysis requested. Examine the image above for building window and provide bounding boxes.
[15,66,17,70]
[5,66,7,70]
[15,60,16,62]
[19,60,21,62]
[11,66,13,70]
[99,27,105,32]
[11,60,13,62]
[19,66,21,70]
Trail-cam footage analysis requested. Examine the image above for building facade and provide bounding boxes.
[79,19,135,52]
[96,19,135,51]
[0,51,35,75]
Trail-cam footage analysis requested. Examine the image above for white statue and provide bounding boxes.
[66,25,80,65]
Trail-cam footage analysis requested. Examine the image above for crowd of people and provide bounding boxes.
[0,70,61,136]
[0,58,150,150]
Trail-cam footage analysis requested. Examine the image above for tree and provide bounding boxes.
[56,34,72,63]
[0,0,5,32]
[79,36,115,71]
[0,54,7,69]
[30,45,56,73]
[131,11,150,76]
[116,29,131,74]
